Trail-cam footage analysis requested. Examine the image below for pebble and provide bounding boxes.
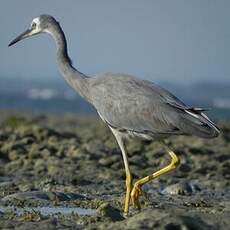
[161,181,201,195]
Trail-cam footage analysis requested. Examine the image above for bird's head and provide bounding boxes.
[8,15,57,47]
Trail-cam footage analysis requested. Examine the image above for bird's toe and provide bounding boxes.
[131,184,143,209]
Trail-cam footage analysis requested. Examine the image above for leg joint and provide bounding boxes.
[170,155,180,168]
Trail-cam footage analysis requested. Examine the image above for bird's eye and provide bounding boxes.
[31,22,36,29]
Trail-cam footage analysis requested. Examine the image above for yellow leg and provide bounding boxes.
[131,145,180,209]
[109,127,133,216]
[124,172,133,215]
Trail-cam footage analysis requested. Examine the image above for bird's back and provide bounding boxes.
[89,73,219,139]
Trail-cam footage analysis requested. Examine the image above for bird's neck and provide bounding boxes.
[50,24,91,102]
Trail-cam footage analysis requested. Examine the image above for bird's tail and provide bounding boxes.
[178,108,220,138]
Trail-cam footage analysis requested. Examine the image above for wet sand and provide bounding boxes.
[0,112,229,229]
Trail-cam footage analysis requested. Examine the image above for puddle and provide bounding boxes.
[0,206,96,217]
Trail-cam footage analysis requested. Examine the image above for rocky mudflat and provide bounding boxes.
[0,111,229,229]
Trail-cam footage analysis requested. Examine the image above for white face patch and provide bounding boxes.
[29,17,42,35]
[31,17,41,27]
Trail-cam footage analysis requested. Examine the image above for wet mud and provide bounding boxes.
[0,112,229,229]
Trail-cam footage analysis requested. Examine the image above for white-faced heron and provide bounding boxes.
[9,15,220,216]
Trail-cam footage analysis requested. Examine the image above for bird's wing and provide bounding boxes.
[90,73,219,138]
[90,73,187,135]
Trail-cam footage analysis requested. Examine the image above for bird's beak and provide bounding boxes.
[8,28,34,47]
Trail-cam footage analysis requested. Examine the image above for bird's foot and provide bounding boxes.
[130,183,149,210]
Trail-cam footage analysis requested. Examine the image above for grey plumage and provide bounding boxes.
[9,15,220,215]
[89,72,219,139]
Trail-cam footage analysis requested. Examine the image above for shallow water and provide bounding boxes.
[0,206,96,217]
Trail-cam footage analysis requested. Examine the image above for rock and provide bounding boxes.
[179,163,192,173]
[47,165,59,176]
[97,203,124,221]
[0,113,229,229]
[99,155,119,167]
[8,150,20,161]
[161,181,201,195]
[164,215,217,230]
[18,183,34,192]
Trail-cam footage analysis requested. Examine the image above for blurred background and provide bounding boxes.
[1,0,230,119]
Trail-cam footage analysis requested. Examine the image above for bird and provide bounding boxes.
[9,15,220,216]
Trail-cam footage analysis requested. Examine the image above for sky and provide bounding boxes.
[1,0,230,84]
